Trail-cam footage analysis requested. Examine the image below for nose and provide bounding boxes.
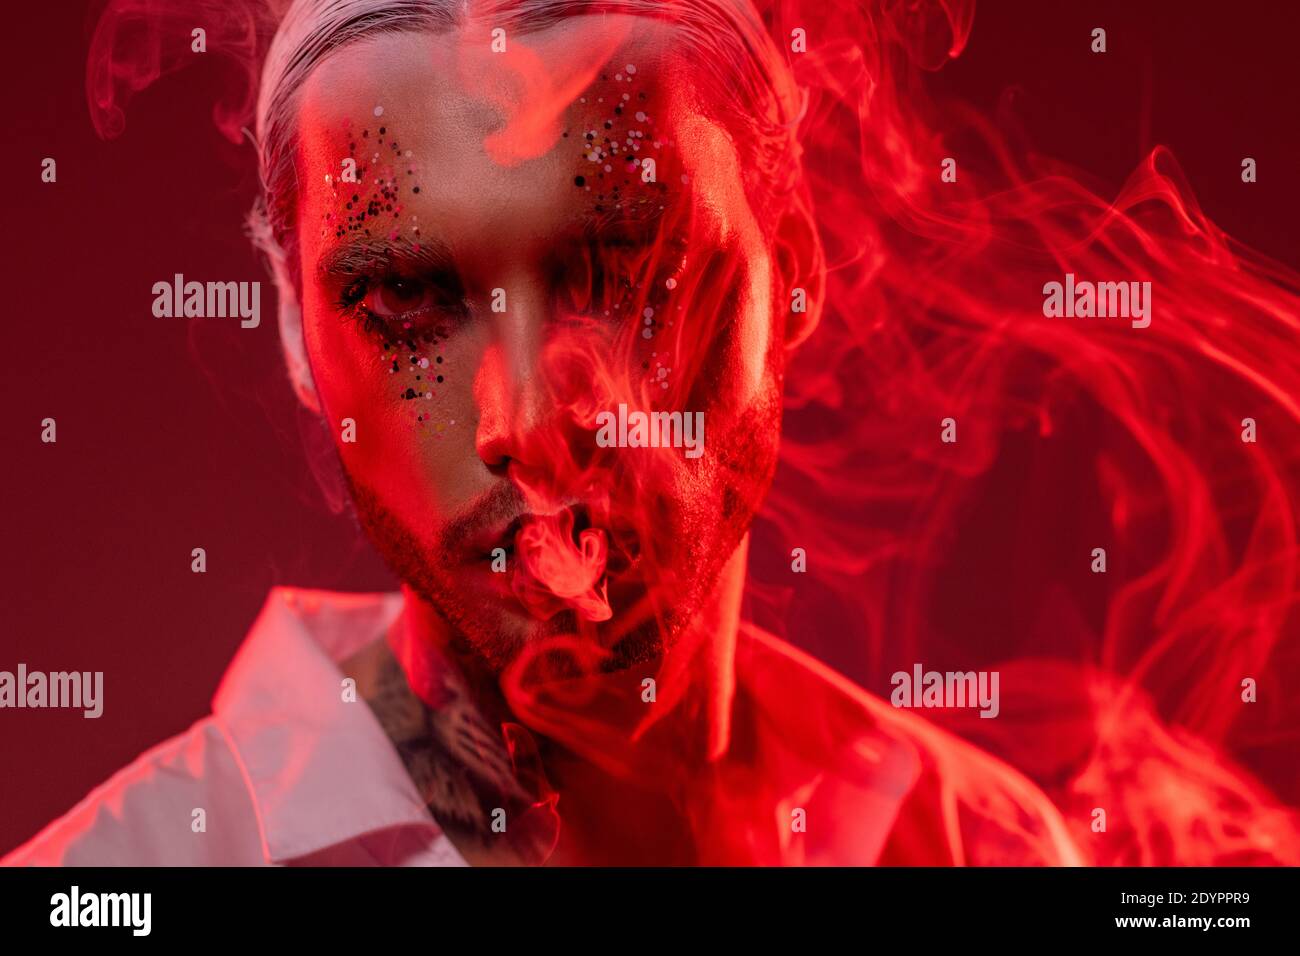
[473,283,553,478]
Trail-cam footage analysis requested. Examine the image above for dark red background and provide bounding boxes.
[3,1,1297,854]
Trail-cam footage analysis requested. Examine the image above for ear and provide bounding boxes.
[275,279,323,415]
[248,203,322,413]
[268,250,323,413]
[771,186,825,351]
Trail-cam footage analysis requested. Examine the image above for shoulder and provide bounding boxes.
[2,717,265,867]
[737,625,1084,866]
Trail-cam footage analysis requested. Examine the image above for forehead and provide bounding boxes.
[295,16,745,254]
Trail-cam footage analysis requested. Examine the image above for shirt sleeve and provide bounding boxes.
[1,717,268,867]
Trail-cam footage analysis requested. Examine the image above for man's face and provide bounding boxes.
[295,17,785,672]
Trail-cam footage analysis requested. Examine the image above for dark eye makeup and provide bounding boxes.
[336,271,468,339]
[329,231,692,341]
[552,232,690,319]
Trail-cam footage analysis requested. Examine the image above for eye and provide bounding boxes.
[367,277,433,317]
[555,236,688,320]
[336,271,469,339]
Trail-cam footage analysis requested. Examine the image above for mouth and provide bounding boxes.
[473,503,588,562]
[466,498,641,623]
[474,502,637,563]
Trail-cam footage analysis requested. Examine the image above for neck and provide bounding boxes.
[382,537,749,863]
[394,535,748,766]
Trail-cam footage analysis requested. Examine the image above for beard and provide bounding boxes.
[336,386,783,677]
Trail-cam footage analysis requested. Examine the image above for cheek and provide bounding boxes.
[682,245,776,426]
[301,295,482,501]
[680,249,782,534]
[722,245,774,404]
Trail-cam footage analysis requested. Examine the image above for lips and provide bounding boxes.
[513,506,610,622]
[470,503,583,562]
[465,495,643,623]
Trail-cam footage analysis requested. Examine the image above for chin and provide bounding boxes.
[463,596,673,678]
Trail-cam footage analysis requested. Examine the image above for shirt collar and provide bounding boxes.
[210,588,918,865]
[212,587,439,864]
[735,620,921,865]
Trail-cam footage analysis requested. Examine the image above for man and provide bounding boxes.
[6,2,1081,866]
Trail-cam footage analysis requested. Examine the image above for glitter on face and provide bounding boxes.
[319,112,455,436]
[560,64,685,354]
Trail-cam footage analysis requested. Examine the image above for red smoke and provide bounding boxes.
[86,0,1300,865]
[511,511,612,624]
[759,0,1300,863]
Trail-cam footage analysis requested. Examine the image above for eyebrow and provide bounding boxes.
[315,235,457,279]
[314,196,680,279]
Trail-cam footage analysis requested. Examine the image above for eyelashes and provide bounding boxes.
[336,273,468,338]
[555,236,689,318]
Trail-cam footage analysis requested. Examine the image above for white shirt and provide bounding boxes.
[5,587,1084,866]
[3,587,467,867]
